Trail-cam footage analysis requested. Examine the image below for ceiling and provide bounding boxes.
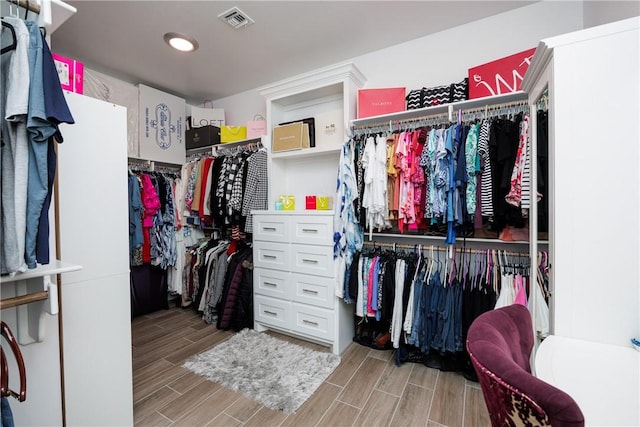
[51,1,536,105]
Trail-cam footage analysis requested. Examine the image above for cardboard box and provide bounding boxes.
[52,53,84,94]
[272,122,310,152]
[138,84,186,164]
[279,117,315,147]
[185,125,220,150]
[357,87,406,118]
[468,48,536,99]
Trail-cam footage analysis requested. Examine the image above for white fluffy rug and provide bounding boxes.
[183,329,341,414]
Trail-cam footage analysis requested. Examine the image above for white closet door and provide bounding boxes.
[57,92,133,426]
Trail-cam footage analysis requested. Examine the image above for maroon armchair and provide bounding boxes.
[466,304,584,427]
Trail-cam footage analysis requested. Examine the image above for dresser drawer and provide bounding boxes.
[253,241,289,271]
[255,268,290,300]
[254,295,290,329]
[291,244,334,277]
[292,303,334,341]
[291,216,333,246]
[291,273,334,309]
[253,215,290,243]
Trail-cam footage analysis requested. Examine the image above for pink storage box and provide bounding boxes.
[357,87,406,119]
[52,53,84,94]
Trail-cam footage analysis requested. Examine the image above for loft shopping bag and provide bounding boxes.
[246,114,267,139]
[191,101,225,128]
[220,125,247,143]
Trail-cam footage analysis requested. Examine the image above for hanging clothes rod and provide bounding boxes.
[4,0,40,14]
[362,240,532,258]
[352,98,531,133]
[127,158,181,172]
[0,291,48,310]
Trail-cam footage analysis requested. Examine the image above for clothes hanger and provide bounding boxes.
[1,20,17,55]
[0,321,26,402]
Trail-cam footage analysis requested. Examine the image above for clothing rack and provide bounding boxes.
[127,157,181,174]
[0,291,48,310]
[362,240,532,259]
[3,0,40,15]
[350,92,530,135]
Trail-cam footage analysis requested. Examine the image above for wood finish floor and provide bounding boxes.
[132,306,491,427]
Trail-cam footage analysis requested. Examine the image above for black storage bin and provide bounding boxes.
[186,125,220,150]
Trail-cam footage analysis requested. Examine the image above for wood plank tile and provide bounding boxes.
[376,358,413,397]
[132,324,167,347]
[135,411,173,427]
[207,413,244,427]
[133,358,173,384]
[146,308,178,319]
[157,380,221,421]
[171,387,242,427]
[132,336,193,371]
[167,370,205,394]
[368,348,394,362]
[317,400,361,427]
[281,382,342,427]
[390,383,433,427]
[183,323,225,342]
[427,421,448,427]
[164,331,229,365]
[337,357,387,408]
[463,385,490,427]
[244,407,288,427]
[326,344,370,387]
[429,371,465,427]
[409,363,439,390]
[156,315,200,334]
[353,389,399,427]
[466,379,482,390]
[133,386,180,423]
[134,365,189,403]
[223,395,263,423]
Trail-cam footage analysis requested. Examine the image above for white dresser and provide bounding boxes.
[252,211,354,355]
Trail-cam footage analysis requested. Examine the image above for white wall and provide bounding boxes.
[583,1,640,28]
[212,1,584,123]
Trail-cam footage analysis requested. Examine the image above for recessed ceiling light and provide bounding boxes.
[163,32,199,52]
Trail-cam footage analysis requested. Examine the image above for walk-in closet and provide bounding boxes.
[2,1,638,426]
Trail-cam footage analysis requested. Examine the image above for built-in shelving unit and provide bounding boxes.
[258,63,366,208]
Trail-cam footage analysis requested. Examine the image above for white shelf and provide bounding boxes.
[350,91,529,127]
[252,210,334,216]
[0,260,82,284]
[271,145,340,160]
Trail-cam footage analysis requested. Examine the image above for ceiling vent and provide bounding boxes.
[218,7,255,30]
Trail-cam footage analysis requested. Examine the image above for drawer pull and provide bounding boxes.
[302,289,318,295]
[263,255,277,260]
[264,310,278,316]
[301,228,319,233]
[264,281,277,287]
[302,258,318,264]
[262,227,277,231]
[302,319,319,326]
